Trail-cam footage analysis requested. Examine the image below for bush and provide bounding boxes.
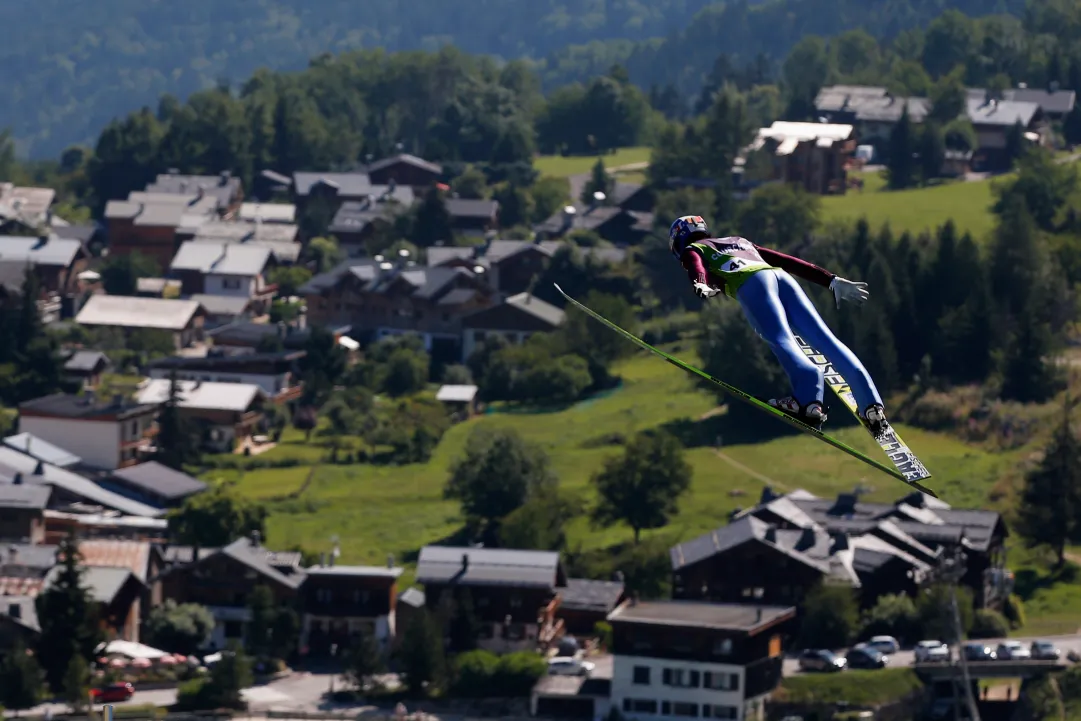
[449,650,546,698]
[860,594,920,645]
[798,583,860,649]
[969,609,1010,639]
[777,669,923,705]
[175,678,209,711]
[1003,594,1026,629]
[594,621,613,650]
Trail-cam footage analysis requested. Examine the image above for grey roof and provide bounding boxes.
[445,198,498,219]
[238,203,296,223]
[64,350,110,374]
[0,184,55,222]
[3,433,81,468]
[398,587,426,608]
[0,446,163,517]
[505,293,565,327]
[189,294,252,316]
[220,537,304,589]
[536,206,625,234]
[170,241,272,276]
[438,288,478,306]
[0,543,59,569]
[416,546,563,589]
[966,97,1041,127]
[967,87,1076,115]
[110,462,207,502]
[608,600,795,633]
[669,516,830,575]
[366,153,443,176]
[328,189,417,235]
[0,235,82,267]
[136,378,265,413]
[189,237,299,264]
[52,223,99,244]
[560,578,625,612]
[76,295,203,331]
[187,220,298,244]
[146,172,241,204]
[45,565,140,604]
[293,172,373,197]
[260,170,291,187]
[136,277,182,295]
[814,85,931,123]
[19,393,156,422]
[304,565,404,578]
[106,192,221,227]
[0,483,51,510]
[157,545,219,565]
[0,596,40,633]
[436,385,478,403]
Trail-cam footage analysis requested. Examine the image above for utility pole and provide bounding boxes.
[933,545,981,721]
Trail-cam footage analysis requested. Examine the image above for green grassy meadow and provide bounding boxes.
[821,170,1000,241]
[534,147,652,178]
[205,347,1024,591]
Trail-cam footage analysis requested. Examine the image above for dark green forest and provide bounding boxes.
[0,0,1041,157]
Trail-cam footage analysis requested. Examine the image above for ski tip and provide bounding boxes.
[911,481,938,498]
[552,283,565,295]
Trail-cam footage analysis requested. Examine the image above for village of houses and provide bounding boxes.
[0,83,1072,719]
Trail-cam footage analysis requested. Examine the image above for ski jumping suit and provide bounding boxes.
[680,237,884,412]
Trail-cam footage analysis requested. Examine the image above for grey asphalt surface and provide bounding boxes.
[782,633,1081,676]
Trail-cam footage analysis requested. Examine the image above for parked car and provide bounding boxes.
[962,642,997,661]
[846,645,888,669]
[865,636,900,655]
[90,682,135,702]
[547,656,595,677]
[996,640,1032,661]
[798,649,846,672]
[1031,640,1062,660]
[914,640,950,663]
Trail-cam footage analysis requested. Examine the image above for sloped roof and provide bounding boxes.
[78,540,151,581]
[966,97,1041,127]
[4,433,81,468]
[445,198,499,218]
[0,446,162,517]
[0,235,82,267]
[189,294,252,316]
[76,295,203,331]
[436,385,478,403]
[219,537,304,589]
[46,565,141,604]
[0,596,40,632]
[64,350,110,374]
[0,483,51,510]
[505,293,565,326]
[135,379,265,412]
[398,587,426,608]
[238,203,296,223]
[110,462,207,503]
[293,172,373,197]
[416,546,564,589]
[170,241,272,276]
[366,153,443,175]
[669,516,830,574]
[560,578,625,612]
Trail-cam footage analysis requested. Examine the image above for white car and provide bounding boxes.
[996,641,1032,661]
[914,640,950,663]
[548,657,595,677]
[865,636,900,655]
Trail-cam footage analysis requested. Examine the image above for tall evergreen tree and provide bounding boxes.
[0,641,44,713]
[1017,398,1081,567]
[580,158,611,205]
[919,122,946,184]
[35,531,103,691]
[887,105,917,189]
[410,186,454,246]
[999,289,1061,402]
[155,370,201,470]
[1005,120,1026,167]
[396,609,445,696]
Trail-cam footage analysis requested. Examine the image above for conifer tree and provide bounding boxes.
[887,105,917,190]
[1018,397,1081,567]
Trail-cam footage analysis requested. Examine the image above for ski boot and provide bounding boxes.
[862,404,889,438]
[769,396,828,430]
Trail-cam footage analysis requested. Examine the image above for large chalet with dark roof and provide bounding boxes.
[300,260,496,363]
[146,349,306,405]
[416,546,566,653]
[672,488,1008,611]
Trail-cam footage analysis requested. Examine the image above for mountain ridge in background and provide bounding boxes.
[2,0,1024,158]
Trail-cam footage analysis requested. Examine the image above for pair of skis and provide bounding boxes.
[553,284,935,497]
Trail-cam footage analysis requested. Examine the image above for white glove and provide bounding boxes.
[830,277,869,309]
[693,282,719,299]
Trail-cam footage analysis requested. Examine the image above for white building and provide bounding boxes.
[17,392,160,472]
[169,241,276,312]
[607,601,795,721]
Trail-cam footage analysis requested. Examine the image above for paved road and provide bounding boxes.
[782,633,1081,676]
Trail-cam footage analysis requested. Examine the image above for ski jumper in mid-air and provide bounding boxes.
[669,215,887,435]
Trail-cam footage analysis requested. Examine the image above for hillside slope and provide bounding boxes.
[2,0,1025,157]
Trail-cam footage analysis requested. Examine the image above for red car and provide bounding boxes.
[90,683,135,702]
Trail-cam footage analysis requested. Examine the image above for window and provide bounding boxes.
[672,703,698,718]
[662,669,700,688]
[622,700,658,714]
[633,666,651,685]
[224,621,243,638]
[222,277,242,290]
[703,706,738,719]
[704,673,740,692]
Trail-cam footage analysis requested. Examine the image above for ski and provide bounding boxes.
[554,284,938,496]
[793,336,933,486]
